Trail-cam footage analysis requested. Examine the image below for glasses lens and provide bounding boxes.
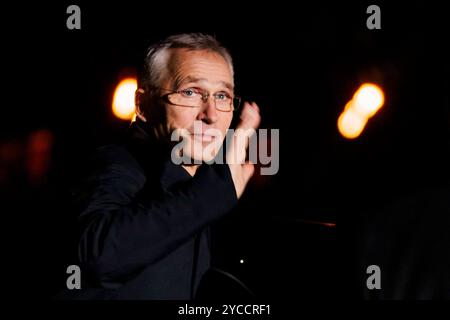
[166,92,239,112]
[168,92,202,108]
[215,99,232,111]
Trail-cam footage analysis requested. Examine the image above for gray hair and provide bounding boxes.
[136,33,234,122]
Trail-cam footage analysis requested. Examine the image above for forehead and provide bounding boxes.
[166,49,233,87]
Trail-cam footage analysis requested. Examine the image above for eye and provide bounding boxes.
[215,92,231,100]
[180,88,198,97]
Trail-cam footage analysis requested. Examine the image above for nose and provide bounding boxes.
[197,96,218,124]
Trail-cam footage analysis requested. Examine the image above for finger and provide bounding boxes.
[250,101,260,113]
[236,102,261,131]
[242,162,255,181]
[227,102,261,164]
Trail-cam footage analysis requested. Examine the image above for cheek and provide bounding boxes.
[165,107,198,130]
[217,113,233,137]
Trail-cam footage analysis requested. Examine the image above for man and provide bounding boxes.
[70,33,260,299]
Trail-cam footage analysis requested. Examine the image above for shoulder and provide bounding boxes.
[92,144,138,165]
[85,143,147,188]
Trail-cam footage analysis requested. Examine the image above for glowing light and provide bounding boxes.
[240,259,244,264]
[337,83,385,139]
[338,104,368,139]
[352,83,385,118]
[112,78,137,120]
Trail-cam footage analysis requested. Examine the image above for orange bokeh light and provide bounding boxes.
[338,83,385,139]
[338,102,368,139]
[112,78,137,120]
[352,83,385,118]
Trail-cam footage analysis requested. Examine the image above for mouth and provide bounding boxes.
[190,133,216,142]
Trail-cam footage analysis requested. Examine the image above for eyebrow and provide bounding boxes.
[174,76,233,91]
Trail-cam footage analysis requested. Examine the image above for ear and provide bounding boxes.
[135,88,145,107]
[135,88,147,121]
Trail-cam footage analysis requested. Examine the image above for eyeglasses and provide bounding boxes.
[158,87,241,112]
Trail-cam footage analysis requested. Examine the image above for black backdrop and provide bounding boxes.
[2,1,449,299]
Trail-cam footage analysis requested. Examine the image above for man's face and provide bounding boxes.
[159,49,234,163]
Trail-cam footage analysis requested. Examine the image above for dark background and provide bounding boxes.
[2,1,449,299]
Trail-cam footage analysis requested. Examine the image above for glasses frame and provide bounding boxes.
[156,87,241,112]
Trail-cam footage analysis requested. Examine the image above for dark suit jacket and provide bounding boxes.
[66,119,237,299]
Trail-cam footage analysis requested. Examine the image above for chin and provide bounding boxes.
[186,140,219,164]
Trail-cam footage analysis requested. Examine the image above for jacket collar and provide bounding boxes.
[125,118,192,191]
